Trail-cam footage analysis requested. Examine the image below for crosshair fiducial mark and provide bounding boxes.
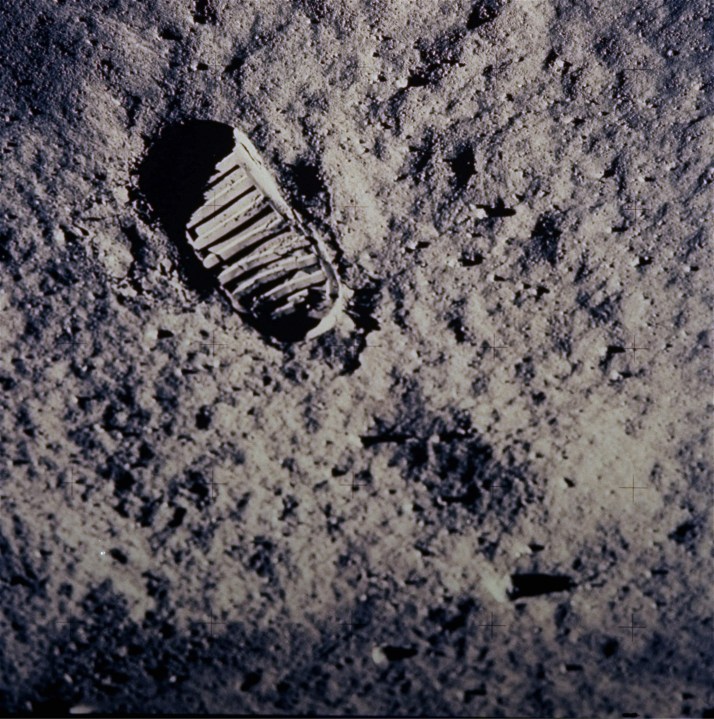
[196,614,228,637]
[56,330,80,350]
[621,200,650,224]
[622,333,650,359]
[191,331,230,357]
[484,332,511,355]
[337,610,367,635]
[204,187,224,216]
[62,469,87,500]
[207,467,225,500]
[337,473,373,494]
[339,201,372,217]
[618,611,646,641]
[487,475,513,493]
[360,337,421,372]
[475,612,507,640]
[618,475,650,503]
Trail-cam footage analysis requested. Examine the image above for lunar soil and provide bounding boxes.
[0,0,712,716]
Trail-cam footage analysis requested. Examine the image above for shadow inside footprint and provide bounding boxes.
[139,120,234,237]
[137,120,235,296]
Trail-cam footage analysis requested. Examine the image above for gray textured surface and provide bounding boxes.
[0,0,712,715]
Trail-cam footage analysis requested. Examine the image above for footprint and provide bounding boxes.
[140,121,346,343]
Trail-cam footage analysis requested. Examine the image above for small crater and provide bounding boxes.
[525,212,562,266]
[447,145,476,190]
[240,670,262,691]
[195,406,212,430]
[109,549,128,565]
[295,0,329,24]
[158,26,182,41]
[467,0,503,30]
[459,249,484,266]
[447,314,469,343]
[363,408,538,541]
[602,638,619,657]
[167,507,186,529]
[286,158,329,211]
[192,0,217,24]
[668,519,699,547]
